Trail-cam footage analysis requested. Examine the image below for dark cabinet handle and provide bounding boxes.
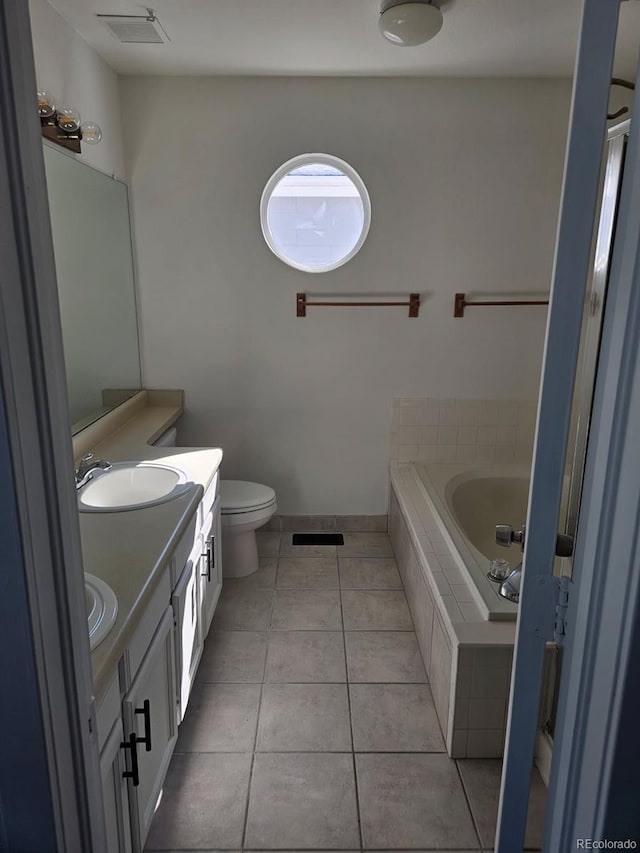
[135,699,152,752]
[210,536,215,571]
[121,733,140,787]
[201,543,212,582]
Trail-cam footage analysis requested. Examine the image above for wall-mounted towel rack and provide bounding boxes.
[297,292,420,317]
[453,292,549,318]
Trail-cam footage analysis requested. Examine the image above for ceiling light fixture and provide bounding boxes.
[379,0,443,47]
[37,91,102,153]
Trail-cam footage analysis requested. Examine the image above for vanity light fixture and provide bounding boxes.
[37,90,102,153]
[379,0,443,46]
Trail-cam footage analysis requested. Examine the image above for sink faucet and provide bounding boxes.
[495,522,526,604]
[75,452,112,490]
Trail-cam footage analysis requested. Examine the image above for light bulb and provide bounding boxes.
[37,90,56,118]
[57,106,81,133]
[81,122,102,145]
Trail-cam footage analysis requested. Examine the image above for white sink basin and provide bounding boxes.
[78,462,189,512]
[85,574,118,651]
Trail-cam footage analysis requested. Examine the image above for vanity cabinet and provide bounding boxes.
[100,717,133,853]
[173,535,205,722]
[94,470,222,853]
[199,495,222,640]
[123,607,178,853]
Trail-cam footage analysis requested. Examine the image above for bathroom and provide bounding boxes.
[1,0,640,851]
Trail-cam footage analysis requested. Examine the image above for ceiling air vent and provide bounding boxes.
[97,9,170,44]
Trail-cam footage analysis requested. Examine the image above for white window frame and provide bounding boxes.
[260,153,372,273]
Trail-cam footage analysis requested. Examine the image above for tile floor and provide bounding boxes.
[145,531,546,852]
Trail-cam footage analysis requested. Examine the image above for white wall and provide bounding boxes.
[29,0,126,180]
[121,76,570,514]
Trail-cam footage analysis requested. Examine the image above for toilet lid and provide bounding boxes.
[220,480,276,512]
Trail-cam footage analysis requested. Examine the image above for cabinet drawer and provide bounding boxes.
[127,567,171,680]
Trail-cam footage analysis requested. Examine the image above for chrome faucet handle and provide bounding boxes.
[75,453,112,488]
[495,523,526,549]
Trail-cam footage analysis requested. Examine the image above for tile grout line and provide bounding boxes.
[339,561,365,853]
[241,547,280,850]
[454,758,485,851]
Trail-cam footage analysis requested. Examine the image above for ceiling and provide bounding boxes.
[48,0,640,78]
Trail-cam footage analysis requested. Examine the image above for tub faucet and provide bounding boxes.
[75,452,111,489]
[495,522,525,604]
[499,563,522,603]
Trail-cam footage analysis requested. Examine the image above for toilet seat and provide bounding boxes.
[221,480,276,515]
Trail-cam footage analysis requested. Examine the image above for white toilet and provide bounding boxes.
[220,480,277,578]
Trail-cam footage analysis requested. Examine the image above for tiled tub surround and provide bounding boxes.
[390,466,519,759]
[144,530,547,851]
[390,397,538,466]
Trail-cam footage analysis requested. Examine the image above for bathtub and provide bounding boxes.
[411,463,530,621]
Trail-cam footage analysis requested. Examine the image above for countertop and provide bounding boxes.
[81,396,222,699]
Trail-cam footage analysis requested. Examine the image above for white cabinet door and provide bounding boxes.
[123,607,177,853]
[100,717,133,853]
[199,495,222,641]
[172,537,205,722]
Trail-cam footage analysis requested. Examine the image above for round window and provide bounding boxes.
[260,154,371,273]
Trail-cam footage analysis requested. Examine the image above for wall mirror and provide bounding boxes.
[43,145,142,435]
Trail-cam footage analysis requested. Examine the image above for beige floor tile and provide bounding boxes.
[271,590,342,630]
[342,590,413,630]
[280,515,337,531]
[245,753,360,849]
[339,557,402,589]
[224,558,277,590]
[145,753,252,850]
[345,631,427,682]
[340,532,394,558]
[350,684,445,751]
[336,515,388,532]
[457,758,547,850]
[212,587,273,631]
[279,537,338,558]
[356,753,479,849]
[277,556,339,589]
[265,631,346,682]
[257,684,352,751]
[256,532,281,557]
[196,631,268,682]
[176,682,261,752]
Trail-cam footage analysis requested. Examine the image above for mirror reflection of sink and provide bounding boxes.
[85,574,118,651]
[78,462,189,512]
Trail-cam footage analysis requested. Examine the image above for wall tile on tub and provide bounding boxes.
[429,614,452,737]
[419,404,440,425]
[470,667,512,699]
[399,425,419,445]
[466,729,506,759]
[456,426,478,445]
[436,445,457,463]
[418,425,439,445]
[450,729,468,758]
[398,445,418,462]
[413,576,435,680]
[399,406,420,426]
[468,697,508,730]
[477,426,498,445]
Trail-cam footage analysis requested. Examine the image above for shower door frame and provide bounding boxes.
[497,0,640,848]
